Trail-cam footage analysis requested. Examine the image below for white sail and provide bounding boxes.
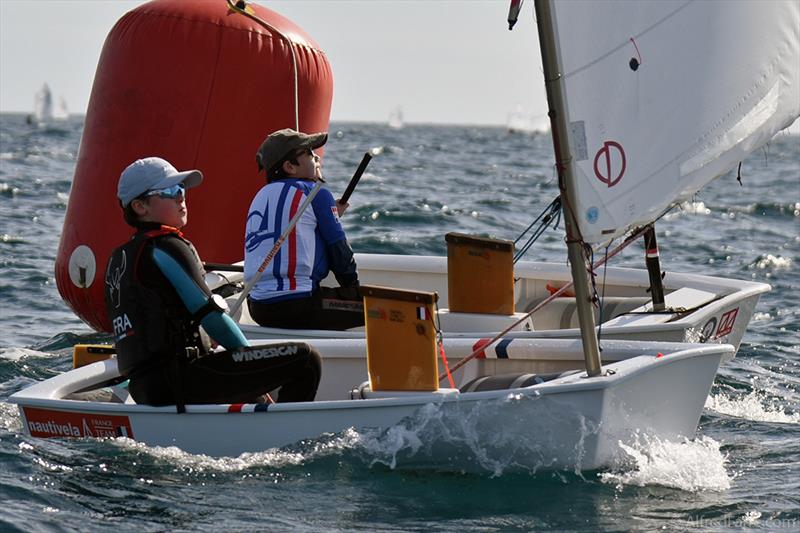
[549,0,800,244]
[507,104,550,134]
[388,106,404,129]
[34,83,53,122]
[53,96,69,120]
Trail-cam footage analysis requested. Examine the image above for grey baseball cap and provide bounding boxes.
[118,157,203,206]
[255,128,327,173]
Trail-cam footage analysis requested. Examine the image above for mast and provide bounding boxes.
[534,0,602,376]
[643,226,666,311]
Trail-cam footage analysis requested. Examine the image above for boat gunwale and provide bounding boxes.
[238,286,766,342]
[9,343,733,416]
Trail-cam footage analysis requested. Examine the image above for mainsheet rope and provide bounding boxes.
[433,299,455,388]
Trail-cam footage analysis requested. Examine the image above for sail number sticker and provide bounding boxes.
[714,308,739,338]
[23,407,134,439]
[594,141,626,187]
[699,307,740,342]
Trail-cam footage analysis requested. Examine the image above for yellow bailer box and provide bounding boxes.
[445,232,515,315]
[360,285,439,392]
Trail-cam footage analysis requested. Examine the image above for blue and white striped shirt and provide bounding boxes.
[244,179,346,302]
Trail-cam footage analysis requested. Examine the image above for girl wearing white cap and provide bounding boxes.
[106,157,322,409]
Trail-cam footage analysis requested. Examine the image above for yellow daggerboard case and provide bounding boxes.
[445,232,515,315]
[360,285,439,391]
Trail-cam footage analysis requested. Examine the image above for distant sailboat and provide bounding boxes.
[388,106,404,129]
[53,96,70,120]
[31,83,69,125]
[33,83,53,123]
[506,104,549,134]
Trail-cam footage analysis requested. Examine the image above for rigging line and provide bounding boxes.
[514,209,561,263]
[513,196,560,245]
[514,210,547,245]
[629,37,643,65]
[516,225,546,261]
[514,225,546,262]
[513,197,562,263]
[226,0,299,129]
[439,224,650,382]
[596,243,611,351]
[579,191,680,260]
[433,299,455,388]
[585,244,604,352]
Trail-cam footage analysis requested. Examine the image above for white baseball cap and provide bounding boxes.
[118,157,203,206]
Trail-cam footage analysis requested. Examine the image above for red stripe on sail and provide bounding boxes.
[287,189,304,290]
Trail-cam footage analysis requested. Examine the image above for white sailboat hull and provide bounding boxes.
[217,253,768,352]
[9,339,732,470]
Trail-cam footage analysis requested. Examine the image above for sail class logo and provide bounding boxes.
[593,140,626,187]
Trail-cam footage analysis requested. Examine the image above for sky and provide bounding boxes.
[1,0,797,132]
[0,0,549,126]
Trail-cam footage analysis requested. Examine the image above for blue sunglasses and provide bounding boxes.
[144,183,185,199]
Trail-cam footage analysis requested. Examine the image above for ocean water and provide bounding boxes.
[1,113,798,532]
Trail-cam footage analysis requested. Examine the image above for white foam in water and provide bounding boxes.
[107,429,363,471]
[344,395,593,476]
[600,435,731,492]
[110,438,306,471]
[0,402,23,432]
[352,400,526,475]
[705,391,799,424]
[753,253,792,270]
[0,347,50,360]
[685,201,712,215]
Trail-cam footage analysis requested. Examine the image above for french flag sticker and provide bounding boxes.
[417,306,431,320]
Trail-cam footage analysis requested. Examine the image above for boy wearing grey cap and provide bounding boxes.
[245,128,364,330]
[106,156,321,408]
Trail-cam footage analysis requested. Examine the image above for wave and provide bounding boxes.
[599,435,731,492]
[32,331,111,353]
[705,391,799,424]
[0,347,54,361]
[109,437,308,472]
[750,253,793,272]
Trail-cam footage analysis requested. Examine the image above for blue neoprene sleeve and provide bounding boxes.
[152,248,249,349]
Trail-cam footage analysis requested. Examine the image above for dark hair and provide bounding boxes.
[266,152,301,182]
[120,197,150,228]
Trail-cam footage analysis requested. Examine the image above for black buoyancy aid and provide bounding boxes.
[104,226,205,376]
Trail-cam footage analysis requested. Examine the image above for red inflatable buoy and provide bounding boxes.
[55,0,333,332]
